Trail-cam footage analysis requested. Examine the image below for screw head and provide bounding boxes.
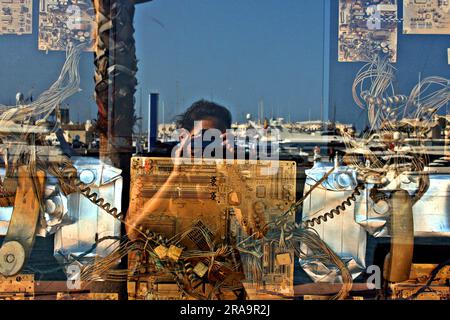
[5,254,15,264]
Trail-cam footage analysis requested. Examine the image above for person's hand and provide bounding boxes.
[220,132,235,156]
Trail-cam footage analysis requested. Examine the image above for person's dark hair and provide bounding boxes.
[175,99,232,132]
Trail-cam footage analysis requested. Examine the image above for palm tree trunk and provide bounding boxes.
[91,0,138,298]
[93,0,137,165]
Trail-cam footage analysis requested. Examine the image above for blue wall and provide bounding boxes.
[0,0,95,120]
[328,0,450,129]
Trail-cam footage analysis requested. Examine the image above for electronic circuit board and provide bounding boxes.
[403,0,450,34]
[389,264,450,300]
[38,0,95,51]
[128,157,297,299]
[338,0,398,63]
[56,293,119,300]
[0,274,34,300]
[129,158,296,243]
[0,0,32,35]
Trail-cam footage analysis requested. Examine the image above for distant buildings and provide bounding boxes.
[47,106,98,149]
[61,121,95,146]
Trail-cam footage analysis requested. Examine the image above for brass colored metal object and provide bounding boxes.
[390,263,450,300]
[0,166,46,276]
[154,245,168,259]
[383,190,414,283]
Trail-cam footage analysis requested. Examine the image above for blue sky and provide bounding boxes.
[1,1,448,130]
[135,0,326,124]
[0,0,326,125]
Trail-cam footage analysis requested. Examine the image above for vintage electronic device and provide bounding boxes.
[0,157,122,274]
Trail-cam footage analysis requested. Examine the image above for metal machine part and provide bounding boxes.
[355,168,450,238]
[54,157,122,266]
[304,159,449,289]
[129,157,296,242]
[301,163,367,281]
[0,241,25,277]
[0,274,34,300]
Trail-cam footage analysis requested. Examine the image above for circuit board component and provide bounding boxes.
[128,157,297,299]
[0,0,32,35]
[403,0,450,34]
